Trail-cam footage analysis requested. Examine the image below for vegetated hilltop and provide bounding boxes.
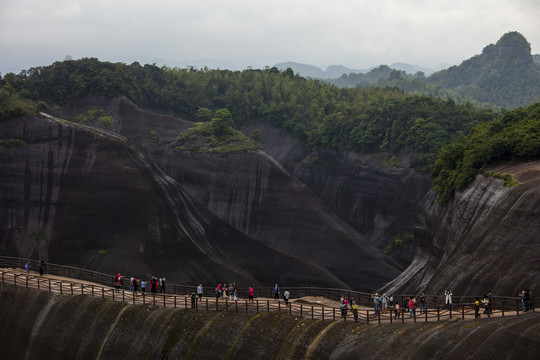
[383,103,540,296]
[332,32,540,110]
[2,283,540,359]
[428,31,540,109]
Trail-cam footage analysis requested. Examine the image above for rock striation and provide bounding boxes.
[0,115,351,287]
[381,161,540,296]
[59,96,402,291]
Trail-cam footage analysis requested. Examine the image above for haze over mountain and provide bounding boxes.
[273,62,443,79]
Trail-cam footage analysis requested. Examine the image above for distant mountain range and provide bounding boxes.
[273,61,444,78]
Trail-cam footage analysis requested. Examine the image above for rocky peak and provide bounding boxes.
[483,31,533,64]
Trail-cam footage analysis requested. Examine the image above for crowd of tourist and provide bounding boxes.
[19,261,534,321]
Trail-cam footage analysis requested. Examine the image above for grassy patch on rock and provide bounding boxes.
[172,122,260,155]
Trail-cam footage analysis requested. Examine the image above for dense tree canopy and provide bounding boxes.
[431,102,540,202]
[0,58,498,169]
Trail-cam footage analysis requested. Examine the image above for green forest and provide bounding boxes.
[0,58,495,166]
[1,56,539,202]
[431,103,540,202]
[328,32,540,110]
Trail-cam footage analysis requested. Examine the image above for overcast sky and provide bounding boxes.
[1,0,539,74]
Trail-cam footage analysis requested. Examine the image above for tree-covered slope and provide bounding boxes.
[431,102,540,202]
[364,32,540,109]
[1,59,496,169]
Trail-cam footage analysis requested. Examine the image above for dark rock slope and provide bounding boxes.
[59,96,401,291]
[382,160,540,296]
[2,284,539,359]
[0,115,351,287]
[293,150,432,253]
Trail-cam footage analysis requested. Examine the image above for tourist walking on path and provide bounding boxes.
[39,259,45,276]
[273,283,280,300]
[394,303,400,320]
[228,284,234,300]
[115,273,123,289]
[197,284,203,299]
[283,290,290,306]
[381,293,388,313]
[160,277,166,294]
[248,286,254,302]
[475,298,481,319]
[419,293,426,314]
[216,284,221,300]
[141,279,146,293]
[233,282,238,301]
[191,292,197,309]
[445,290,453,308]
[25,261,30,277]
[340,297,348,320]
[373,293,380,315]
[351,300,359,322]
[409,297,416,318]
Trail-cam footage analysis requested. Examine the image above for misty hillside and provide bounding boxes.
[329,32,540,109]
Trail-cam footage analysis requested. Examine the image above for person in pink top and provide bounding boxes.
[409,297,416,317]
[248,286,254,302]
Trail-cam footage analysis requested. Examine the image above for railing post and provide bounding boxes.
[71,283,73,295]
[112,289,114,301]
[164,295,166,308]
[37,278,40,290]
[206,298,209,311]
[92,285,94,297]
[245,300,248,314]
[49,280,51,293]
[226,299,229,312]
[437,306,440,321]
[502,300,505,317]
[122,290,125,303]
[462,305,465,320]
[216,298,219,312]
[300,304,303,318]
[449,306,452,319]
[267,300,270,312]
[174,295,176,308]
[378,310,381,324]
[311,306,314,320]
[26,276,28,288]
[256,300,259,313]
[366,310,369,324]
[322,306,325,321]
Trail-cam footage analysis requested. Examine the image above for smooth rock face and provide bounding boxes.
[382,161,540,296]
[56,96,402,291]
[293,150,432,258]
[0,116,353,288]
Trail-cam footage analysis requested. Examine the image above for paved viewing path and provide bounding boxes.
[1,267,533,325]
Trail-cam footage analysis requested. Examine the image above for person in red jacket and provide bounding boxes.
[409,297,416,318]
